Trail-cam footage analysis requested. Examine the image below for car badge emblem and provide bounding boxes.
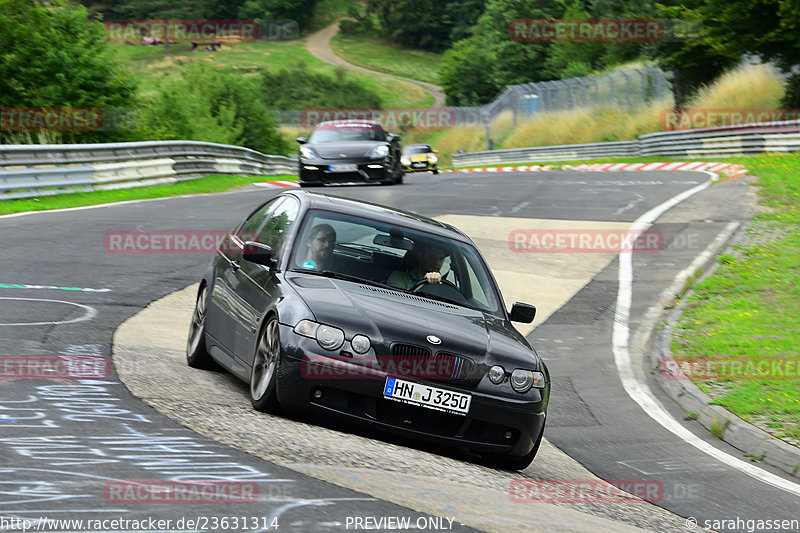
[426,335,441,345]
[339,153,346,157]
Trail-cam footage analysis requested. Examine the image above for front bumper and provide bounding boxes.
[275,325,548,456]
[299,158,393,185]
[402,160,437,173]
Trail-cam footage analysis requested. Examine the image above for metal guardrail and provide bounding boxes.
[452,141,639,166]
[0,141,296,200]
[452,119,800,167]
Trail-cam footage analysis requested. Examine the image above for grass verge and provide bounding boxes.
[331,34,443,84]
[670,153,800,446]
[0,175,294,216]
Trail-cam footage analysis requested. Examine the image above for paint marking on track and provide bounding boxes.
[0,297,97,327]
[0,282,111,293]
[612,171,800,497]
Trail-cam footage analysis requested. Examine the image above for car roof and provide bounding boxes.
[285,191,470,242]
[404,143,432,149]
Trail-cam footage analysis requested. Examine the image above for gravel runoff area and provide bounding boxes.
[112,285,700,533]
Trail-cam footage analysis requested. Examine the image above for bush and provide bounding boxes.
[257,63,382,110]
[138,63,289,155]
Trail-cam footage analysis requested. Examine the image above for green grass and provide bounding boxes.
[109,40,431,108]
[671,153,800,445]
[331,34,443,85]
[0,175,294,216]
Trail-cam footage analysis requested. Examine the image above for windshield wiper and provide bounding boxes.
[290,269,395,290]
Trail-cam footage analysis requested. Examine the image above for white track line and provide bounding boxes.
[612,170,800,497]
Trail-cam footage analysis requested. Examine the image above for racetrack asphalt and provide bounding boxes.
[1,169,798,532]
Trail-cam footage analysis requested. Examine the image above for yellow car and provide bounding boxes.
[401,143,439,174]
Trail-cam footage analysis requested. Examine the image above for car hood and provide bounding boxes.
[286,274,540,370]
[308,141,385,159]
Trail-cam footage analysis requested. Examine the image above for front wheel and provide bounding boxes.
[249,317,281,412]
[186,285,215,369]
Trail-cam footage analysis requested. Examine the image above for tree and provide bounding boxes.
[439,0,566,105]
[649,0,799,108]
[237,0,319,30]
[0,0,137,142]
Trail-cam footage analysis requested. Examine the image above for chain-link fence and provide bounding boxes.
[274,66,673,137]
[451,66,672,128]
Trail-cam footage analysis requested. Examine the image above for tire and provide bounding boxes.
[249,317,281,412]
[394,163,404,185]
[186,285,215,369]
[483,422,545,471]
[432,169,439,175]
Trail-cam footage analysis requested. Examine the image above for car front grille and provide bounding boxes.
[385,344,482,387]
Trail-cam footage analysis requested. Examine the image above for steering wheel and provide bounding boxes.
[411,278,460,293]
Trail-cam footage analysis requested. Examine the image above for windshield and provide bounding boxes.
[403,145,432,155]
[309,127,386,143]
[291,209,502,314]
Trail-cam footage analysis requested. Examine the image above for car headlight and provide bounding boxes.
[351,334,371,354]
[510,368,546,393]
[427,154,438,163]
[401,156,410,165]
[299,146,318,159]
[369,145,389,158]
[488,365,505,384]
[294,320,345,351]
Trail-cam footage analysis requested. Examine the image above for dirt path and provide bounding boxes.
[305,22,446,107]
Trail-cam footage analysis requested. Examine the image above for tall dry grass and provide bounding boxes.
[687,63,785,110]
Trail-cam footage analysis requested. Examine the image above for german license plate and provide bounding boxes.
[329,164,357,172]
[383,377,471,415]
[411,162,426,168]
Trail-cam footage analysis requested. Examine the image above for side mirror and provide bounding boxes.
[509,302,536,323]
[243,241,275,268]
[388,133,401,143]
[296,137,308,144]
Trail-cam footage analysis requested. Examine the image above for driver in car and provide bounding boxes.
[301,223,336,270]
[387,243,447,290]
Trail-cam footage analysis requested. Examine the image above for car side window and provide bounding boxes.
[237,198,278,240]
[254,196,299,261]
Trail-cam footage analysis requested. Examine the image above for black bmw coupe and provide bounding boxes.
[296,120,404,186]
[187,191,549,469]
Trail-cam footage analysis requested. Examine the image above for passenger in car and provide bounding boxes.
[387,243,447,290]
[301,224,336,270]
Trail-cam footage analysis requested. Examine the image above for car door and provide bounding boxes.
[233,195,300,360]
[208,197,281,353]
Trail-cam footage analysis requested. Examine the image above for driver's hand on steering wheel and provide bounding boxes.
[424,271,442,284]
